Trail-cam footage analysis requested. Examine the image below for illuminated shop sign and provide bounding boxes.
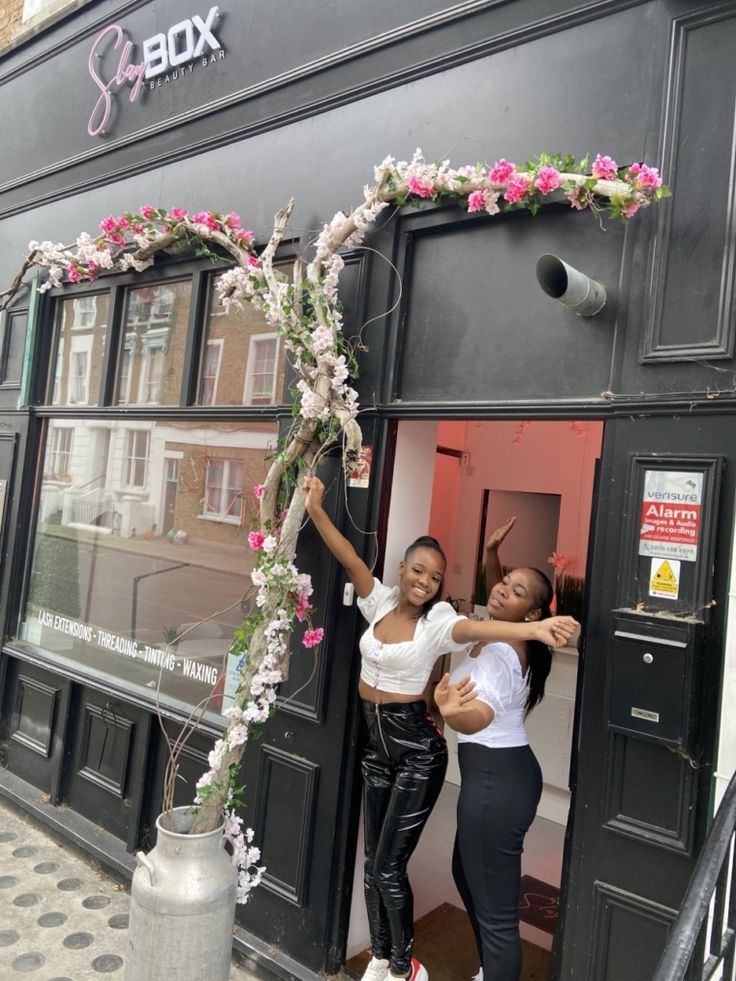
[87,6,225,138]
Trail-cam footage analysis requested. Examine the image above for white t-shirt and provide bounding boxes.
[357,578,470,695]
[451,642,529,748]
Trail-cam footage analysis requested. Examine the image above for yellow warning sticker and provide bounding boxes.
[649,558,680,599]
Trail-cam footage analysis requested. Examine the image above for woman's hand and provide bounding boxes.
[304,475,325,515]
[434,673,477,717]
[485,516,516,552]
[533,615,578,649]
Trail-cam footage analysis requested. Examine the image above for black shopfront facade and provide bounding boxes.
[0,2,735,979]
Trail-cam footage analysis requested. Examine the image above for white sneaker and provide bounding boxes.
[472,970,483,981]
[361,956,390,981]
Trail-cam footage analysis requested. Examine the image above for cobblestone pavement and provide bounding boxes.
[0,797,259,980]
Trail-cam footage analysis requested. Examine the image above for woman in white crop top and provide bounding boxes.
[434,518,563,981]
[304,481,577,981]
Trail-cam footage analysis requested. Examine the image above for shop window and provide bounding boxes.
[202,458,244,523]
[244,334,279,405]
[116,282,190,406]
[196,273,286,406]
[51,293,109,407]
[124,430,150,489]
[18,419,277,726]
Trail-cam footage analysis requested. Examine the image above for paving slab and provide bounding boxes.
[0,796,260,980]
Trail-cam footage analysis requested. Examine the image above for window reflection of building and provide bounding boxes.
[138,330,168,404]
[45,426,73,480]
[72,296,97,329]
[203,458,244,523]
[119,283,189,407]
[118,340,133,404]
[244,334,279,405]
[69,347,89,404]
[197,274,286,406]
[201,339,223,405]
[124,430,150,489]
[52,294,109,407]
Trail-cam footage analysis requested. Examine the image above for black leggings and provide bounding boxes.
[452,743,542,981]
[361,699,448,976]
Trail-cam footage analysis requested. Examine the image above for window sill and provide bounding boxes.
[197,513,240,526]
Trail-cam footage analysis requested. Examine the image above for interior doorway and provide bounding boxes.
[346,417,602,978]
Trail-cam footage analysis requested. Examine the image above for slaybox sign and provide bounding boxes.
[87,6,226,137]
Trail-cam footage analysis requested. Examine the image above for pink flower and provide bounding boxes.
[302,627,324,649]
[407,175,435,199]
[489,159,516,184]
[622,201,641,219]
[236,228,255,245]
[67,265,81,283]
[467,190,487,213]
[169,207,188,220]
[253,483,265,499]
[295,594,311,622]
[634,164,662,189]
[504,174,531,204]
[534,166,561,195]
[192,211,220,230]
[223,212,241,227]
[591,155,618,181]
[99,216,118,234]
[547,551,571,573]
[247,254,261,269]
[139,205,157,220]
[248,531,265,550]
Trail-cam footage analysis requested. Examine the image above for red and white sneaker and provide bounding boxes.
[389,959,428,981]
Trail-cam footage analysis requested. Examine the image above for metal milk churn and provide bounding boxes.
[125,806,238,980]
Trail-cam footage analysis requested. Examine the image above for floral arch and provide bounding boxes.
[1,149,668,899]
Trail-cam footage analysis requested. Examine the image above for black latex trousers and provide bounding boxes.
[361,699,448,977]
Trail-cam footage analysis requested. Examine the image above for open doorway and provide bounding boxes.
[346,417,602,979]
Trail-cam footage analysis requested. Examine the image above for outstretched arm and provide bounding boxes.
[451,613,578,649]
[304,476,375,598]
[484,516,516,595]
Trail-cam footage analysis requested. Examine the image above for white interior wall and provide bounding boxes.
[383,420,439,585]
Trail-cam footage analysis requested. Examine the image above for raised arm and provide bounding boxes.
[451,613,578,649]
[304,476,375,598]
[484,516,516,595]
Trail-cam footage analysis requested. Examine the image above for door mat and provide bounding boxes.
[345,902,551,980]
[519,875,560,935]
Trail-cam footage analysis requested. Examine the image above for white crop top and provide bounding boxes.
[451,642,529,748]
[357,578,470,694]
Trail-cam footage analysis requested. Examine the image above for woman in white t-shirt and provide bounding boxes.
[304,479,576,981]
[434,519,558,981]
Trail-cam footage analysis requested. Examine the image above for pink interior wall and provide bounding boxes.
[429,419,603,602]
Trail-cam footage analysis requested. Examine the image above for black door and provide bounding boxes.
[556,413,733,980]
[230,443,379,975]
